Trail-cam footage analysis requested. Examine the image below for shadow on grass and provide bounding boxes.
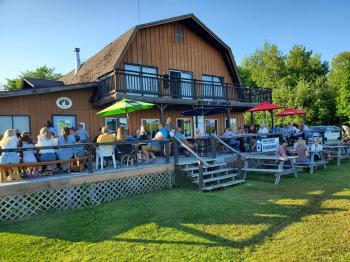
[0,164,350,250]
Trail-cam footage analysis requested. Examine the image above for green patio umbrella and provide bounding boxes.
[96,98,154,117]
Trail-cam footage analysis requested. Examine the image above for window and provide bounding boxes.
[169,70,193,99]
[193,116,205,137]
[176,118,192,138]
[0,115,30,135]
[141,118,159,138]
[175,23,184,44]
[205,119,218,135]
[52,115,76,136]
[124,64,158,97]
[201,75,224,100]
[105,117,128,133]
[226,118,237,132]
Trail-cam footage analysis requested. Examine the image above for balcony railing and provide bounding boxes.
[93,69,272,104]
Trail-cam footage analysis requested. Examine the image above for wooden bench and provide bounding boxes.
[242,154,298,185]
[0,156,88,182]
[294,151,327,174]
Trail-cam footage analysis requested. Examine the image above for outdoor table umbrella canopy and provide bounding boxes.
[246,101,284,128]
[182,107,227,116]
[96,98,154,117]
[247,102,284,112]
[275,108,306,117]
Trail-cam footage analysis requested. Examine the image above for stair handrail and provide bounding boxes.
[172,135,209,167]
[212,134,245,179]
[212,134,244,157]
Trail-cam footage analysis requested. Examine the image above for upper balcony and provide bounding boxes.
[91,69,272,107]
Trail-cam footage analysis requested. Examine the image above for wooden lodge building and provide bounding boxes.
[0,14,271,139]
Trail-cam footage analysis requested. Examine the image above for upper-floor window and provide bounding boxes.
[175,23,184,44]
[201,75,224,100]
[124,64,158,97]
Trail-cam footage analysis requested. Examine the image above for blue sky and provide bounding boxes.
[0,0,349,86]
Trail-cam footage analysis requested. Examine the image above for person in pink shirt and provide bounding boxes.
[277,140,288,157]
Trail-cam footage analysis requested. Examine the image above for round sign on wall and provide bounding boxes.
[56,97,72,109]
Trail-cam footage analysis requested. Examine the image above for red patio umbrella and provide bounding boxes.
[275,108,306,117]
[247,102,284,113]
[246,102,284,128]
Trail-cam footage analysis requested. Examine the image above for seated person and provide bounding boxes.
[295,139,310,163]
[116,127,126,142]
[258,124,269,136]
[174,127,194,150]
[141,123,166,162]
[96,126,116,143]
[57,127,76,171]
[277,140,288,157]
[310,138,323,161]
[222,128,240,150]
[0,129,20,181]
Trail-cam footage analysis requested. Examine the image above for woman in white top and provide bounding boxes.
[36,127,57,172]
[21,134,41,176]
[0,129,20,180]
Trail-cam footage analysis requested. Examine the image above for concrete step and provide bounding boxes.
[202,180,245,191]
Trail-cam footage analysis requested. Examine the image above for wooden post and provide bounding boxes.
[211,136,217,159]
[164,141,170,163]
[237,154,242,178]
[156,104,167,124]
[88,144,93,174]
[198,161,204,190]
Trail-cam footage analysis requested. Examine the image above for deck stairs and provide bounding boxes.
[176,158,245,191]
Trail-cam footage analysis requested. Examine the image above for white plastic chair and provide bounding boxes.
[96,145,116,170]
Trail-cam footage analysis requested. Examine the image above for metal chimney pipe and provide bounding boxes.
[74,48,81,76]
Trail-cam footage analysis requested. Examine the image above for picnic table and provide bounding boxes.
[287,147,327,174]
[242,154,298,184]
[323,144,350,166]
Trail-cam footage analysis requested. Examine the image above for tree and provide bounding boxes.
[3,65,62,91]
[240,43,335,125]
[328,52,350,124]
[240,42,286,88]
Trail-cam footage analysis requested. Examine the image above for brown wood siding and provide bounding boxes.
[121,22,233,82]
[0,90,243,139]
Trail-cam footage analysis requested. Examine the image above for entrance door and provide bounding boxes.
[169,70,193,99]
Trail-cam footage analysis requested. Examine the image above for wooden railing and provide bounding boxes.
[93,69,272,103]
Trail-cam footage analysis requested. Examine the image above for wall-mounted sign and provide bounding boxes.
[56,97,72,109]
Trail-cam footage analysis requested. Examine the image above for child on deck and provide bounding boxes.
[21,134,41,177]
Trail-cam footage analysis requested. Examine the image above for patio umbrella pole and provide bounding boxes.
[270,110,274,130]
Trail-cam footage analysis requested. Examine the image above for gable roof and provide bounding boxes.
[22,77,64,89]
[59,27,136,84]
[60,14,242,84]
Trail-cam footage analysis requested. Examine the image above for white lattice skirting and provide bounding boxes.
[0,171,175,221]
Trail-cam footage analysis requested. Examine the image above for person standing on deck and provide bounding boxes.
[76,124,89,143]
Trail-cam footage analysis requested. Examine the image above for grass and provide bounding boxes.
[1,162,350,261]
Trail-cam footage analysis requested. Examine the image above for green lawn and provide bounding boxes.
[1,162,350,261]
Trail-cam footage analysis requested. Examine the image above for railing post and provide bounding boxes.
[237,154,242,178]
[88,144,93,174]
[165,141,170,163]
[193,79,197,99]
[198,160,204,190]
[211,136,217,159]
